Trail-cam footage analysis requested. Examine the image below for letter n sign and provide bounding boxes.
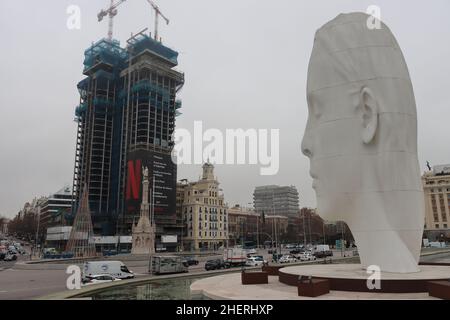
[126,159,142,200]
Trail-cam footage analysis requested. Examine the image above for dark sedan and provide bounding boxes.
[184,256,199,266]
[205,259,226,271]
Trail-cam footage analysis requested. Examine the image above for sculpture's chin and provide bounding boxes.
[316,197,334,220]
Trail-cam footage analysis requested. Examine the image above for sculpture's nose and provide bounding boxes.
[301,133,313,159]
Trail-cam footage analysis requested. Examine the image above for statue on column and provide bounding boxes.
[132,166,156,255]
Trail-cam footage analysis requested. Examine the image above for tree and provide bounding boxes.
[8,211,38,241]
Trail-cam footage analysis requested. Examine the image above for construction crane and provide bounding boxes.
[98,0,127,42]
[146,0,170,41]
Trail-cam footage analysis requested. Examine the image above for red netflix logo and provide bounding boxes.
[126,159,142,200]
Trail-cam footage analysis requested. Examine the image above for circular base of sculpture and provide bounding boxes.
[279,264,450,293]
[190,272,441,300]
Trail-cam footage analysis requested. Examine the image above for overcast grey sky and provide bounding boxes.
[1,0,449,218]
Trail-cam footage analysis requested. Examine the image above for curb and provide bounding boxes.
[37,256,355,300]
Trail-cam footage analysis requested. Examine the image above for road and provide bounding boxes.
[0,247,353,300]
[0,247,447,300]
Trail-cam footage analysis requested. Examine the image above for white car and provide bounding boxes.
[299,252,316,261]
[246,248,257,255]
[245,256,265,267]
[279,255,297,264]
[82,274,122,286]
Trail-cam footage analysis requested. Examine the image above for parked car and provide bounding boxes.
[249,255,265,260]
[299,252,316,261]
[184,256,199,266]
[0,252,6,260]
[289,248,305,255]
[82,274,122,286]
[245,256,266,267]
[246,248,257,255]
[285,244,296,249]
[314,250,333,258]
[4,253,17,262]
[271,253,283,263]
[205,259,226,271]
[279,255,297,264]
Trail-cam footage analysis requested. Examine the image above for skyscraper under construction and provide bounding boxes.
[72,31,184,250]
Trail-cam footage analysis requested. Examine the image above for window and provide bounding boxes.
[435,224,439,229]
[444,224,448,228]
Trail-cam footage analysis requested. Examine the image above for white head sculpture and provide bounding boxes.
[302,13,425,273]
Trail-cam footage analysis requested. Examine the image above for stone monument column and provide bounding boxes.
[131,166,156,255]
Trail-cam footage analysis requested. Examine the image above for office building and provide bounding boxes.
[39,186,74,230]
[422,165,450,241]
[253,185,299,219]
[72,33,184,248]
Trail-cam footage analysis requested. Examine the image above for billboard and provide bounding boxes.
[433,164,450,175]
[125,150,177,226]
[161,235,178,244]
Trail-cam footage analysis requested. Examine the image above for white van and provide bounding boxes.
[315,245,330,252]
[83,261,134,280]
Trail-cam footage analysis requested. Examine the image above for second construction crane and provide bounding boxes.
[98,0,127,41]
[146,0,170,41]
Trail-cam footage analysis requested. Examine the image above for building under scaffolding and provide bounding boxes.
[72,34,184,251]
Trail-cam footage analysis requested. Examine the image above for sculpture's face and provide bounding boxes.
[301,12,424,273]
[302,79,362,220]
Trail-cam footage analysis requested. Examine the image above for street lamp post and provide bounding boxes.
[34,206,41,260]
[302,210,307,246]
[340,222,344,257]
[323,223,326,245]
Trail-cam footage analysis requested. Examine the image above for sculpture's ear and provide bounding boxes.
[359,87,379,144]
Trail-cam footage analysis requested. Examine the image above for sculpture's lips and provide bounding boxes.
[310,171,318,190]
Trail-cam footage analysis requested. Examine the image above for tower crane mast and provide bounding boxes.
[98,0,127,42]
[146,0,170,41]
